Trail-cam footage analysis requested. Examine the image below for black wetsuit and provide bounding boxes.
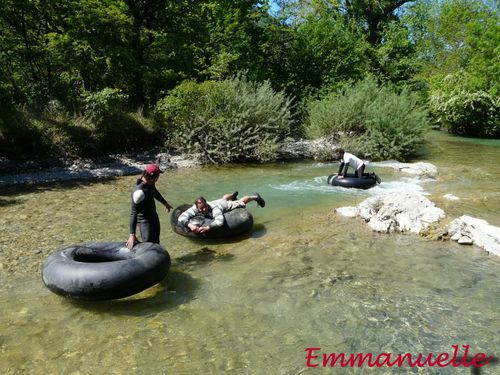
[129,179,168,243]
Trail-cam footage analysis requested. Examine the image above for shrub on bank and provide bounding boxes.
[429,90,499,138]
[82,88,128,123]
[305,78,429,160]
[155,75,294,163]
[427,72,499,138]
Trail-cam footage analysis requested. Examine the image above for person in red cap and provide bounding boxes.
[126,163,173,249]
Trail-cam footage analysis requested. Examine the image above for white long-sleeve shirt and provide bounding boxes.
[338,152,364,175]
[177,199,228,229]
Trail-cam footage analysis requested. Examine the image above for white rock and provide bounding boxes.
[443,194,460,201]
[337,192,445,234]
[367,218,392,232]
[447,216,500,256]
[335,206,359,218]
[450,232,462,241]
[458,236,473,245]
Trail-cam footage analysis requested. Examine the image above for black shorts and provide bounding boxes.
[138,214,161,243]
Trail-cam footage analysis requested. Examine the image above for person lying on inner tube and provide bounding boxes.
[177,192,265,234]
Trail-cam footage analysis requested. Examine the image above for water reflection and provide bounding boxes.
[66,271,200,317]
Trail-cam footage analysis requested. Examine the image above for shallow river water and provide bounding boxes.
[0,131,499,374]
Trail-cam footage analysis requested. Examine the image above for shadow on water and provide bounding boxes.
[0,197,19,206]
[66,270,199,316]
[251,223,267,238]
[175,247,235,265]
[456,356,499,375]
[64,245,237,316]
[178,224,268,245]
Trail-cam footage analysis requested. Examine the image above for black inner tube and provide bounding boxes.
[42,242,170,300]
[72,246,132,263]
[327,173,379,189]
[171,203,253,238]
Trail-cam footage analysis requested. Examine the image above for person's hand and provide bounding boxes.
[164,203,172,212]
[197,225,210,234]
[187,223,199,232]
[337,175,344,179]
[127,234,137,249]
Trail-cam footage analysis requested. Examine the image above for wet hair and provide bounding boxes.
[194,196,207,206]
[334,148,344,154]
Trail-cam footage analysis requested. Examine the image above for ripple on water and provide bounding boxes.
[270,175,431,197]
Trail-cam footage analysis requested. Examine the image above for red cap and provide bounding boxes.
[145,164,163,175]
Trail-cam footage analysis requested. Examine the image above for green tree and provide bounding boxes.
[277,0,415,46]
[404,0,499,136]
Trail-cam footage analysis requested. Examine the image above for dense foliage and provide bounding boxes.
[306,78,429,160]
[0,0,498,162]
[429,88,499,137]
[155,76,293,163]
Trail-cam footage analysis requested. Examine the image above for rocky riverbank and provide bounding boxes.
[0,137,338,186]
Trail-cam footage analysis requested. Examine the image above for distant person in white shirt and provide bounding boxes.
[334,148,366,179]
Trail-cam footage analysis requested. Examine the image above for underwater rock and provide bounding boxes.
[335,206,358,218]
[336,192,445,234]
[378,161,438,177]
[443,194,460,201]
[447,216,500,256]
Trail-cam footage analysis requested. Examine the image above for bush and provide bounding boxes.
[360,87,429,160]
[0,108,88,160]
[155,75,294,163]
[82,88,128,123]
[429,90,499,138]
[89,111,158,153]
[0,106,160,160]
[306,78,429,160]
[306,78,380,138]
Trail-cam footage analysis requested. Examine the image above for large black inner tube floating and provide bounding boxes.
[42,242,170,300]
[327,173,380,189]
[171,203,254,239]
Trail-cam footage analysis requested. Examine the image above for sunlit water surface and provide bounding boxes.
[0,132,499,374]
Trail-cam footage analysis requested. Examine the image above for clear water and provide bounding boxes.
[0,131,499,374]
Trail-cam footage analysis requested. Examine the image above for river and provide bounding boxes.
[0,131,498,374]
